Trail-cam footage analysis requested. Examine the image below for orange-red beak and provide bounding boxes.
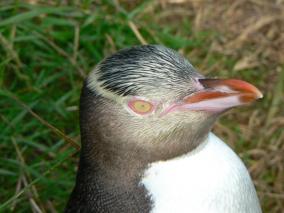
[182,79,263,112]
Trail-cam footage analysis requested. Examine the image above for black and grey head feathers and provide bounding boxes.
[87,45,203,99]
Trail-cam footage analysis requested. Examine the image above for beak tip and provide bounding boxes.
[254,89,263,99]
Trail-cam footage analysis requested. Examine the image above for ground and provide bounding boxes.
[0,0,283,212]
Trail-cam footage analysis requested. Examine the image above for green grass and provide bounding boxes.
[0,1,283,212]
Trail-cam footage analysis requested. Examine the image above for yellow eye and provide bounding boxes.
[128,100,154,115]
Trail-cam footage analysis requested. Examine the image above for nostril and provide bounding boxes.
[193,78,205,90]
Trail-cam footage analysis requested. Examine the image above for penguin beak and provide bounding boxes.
[182,79,263,112]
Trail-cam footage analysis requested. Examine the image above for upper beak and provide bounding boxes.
[182,79,263,112]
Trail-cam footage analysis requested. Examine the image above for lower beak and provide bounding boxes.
[183,79,263,112]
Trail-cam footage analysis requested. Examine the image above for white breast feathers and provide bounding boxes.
[141,133,262,213]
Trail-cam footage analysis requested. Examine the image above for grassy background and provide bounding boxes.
[0,0,283,212]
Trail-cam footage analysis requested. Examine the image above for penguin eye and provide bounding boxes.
[127,99,154,115]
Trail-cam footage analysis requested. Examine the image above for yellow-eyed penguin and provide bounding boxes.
[65,45,262,213]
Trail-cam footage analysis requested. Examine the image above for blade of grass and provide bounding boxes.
[10,174,22,211]
[0,32,23,68]
[32,30,86,78]
[12,137,45,213]
[2,90,81,151]
[128,21,147,45]
[72,24,80,62]
[0,150,77,211]
[0,6,75,27]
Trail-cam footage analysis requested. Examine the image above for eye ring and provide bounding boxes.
[128,99,154,115]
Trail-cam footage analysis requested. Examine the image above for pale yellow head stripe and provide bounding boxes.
[87,66,124,103]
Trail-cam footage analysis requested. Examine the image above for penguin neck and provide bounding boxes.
[69,128,210,213]
[79,124,211,188]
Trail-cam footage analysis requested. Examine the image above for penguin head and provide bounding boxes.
[83,45,262,160]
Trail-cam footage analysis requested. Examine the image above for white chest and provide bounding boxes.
[141,133,261,213]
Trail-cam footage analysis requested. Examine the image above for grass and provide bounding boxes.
[0,1,283,212]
